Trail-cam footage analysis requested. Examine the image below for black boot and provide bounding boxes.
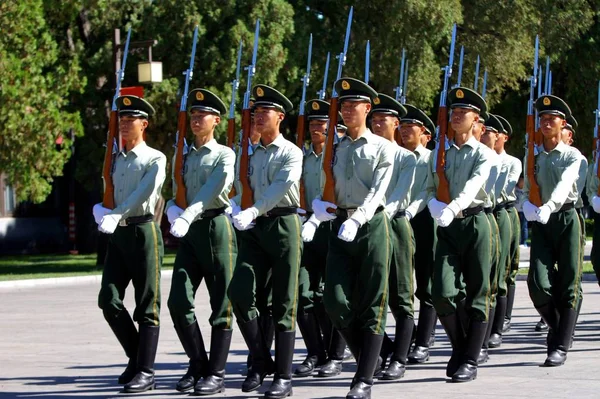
[408,303,437,364]
[452,320,487,382]
[123,325,159,393]
[535,318,549,332]
[265,331,295,399]
[488,296,506,348]
[544,308,577,367]
[503,284,516,333]
[319,328,345,377]
[238,318,275,392]
[346,333,383,399]
[104,310,139,385]
[294,311,326,377]
[374,333,393,376]
[261,311,276,353]
[382,317,414,380]
[194,328,232,396]
[173,320,209,392]
[478,307,495,364]
[339,327,362,361]
[438,313,466,378]
[571,297,583,347]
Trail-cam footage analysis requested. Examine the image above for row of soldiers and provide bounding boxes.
[92,72,590,398]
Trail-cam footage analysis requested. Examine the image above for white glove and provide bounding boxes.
[337,219,360,242]
[523,200,539,222]
[537,204,552,225]
[98,214,120,234]
[593,196,600,214]
[405,211,413,221]
[93,203,111,225]
[312,199,337,222]
[301,215,321,242]
[230,199,242,217]
[233,206,258,231]
[166,205,184,224]
[428,198,447,219]
[436,207,455,228]
[170,218,190,238]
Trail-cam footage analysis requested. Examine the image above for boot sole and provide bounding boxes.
[293,369,315,377]
[122,383,156,393]
[265,388,293,399]
[451,375,477,383]
[380,373,405,380]
[316,370,342,378]
[407,354,430,364]
[194,387,225,395]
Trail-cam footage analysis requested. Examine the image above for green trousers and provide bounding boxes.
[228,214,302,331]
[98,221,164,326]
[167,215,237,329]
[527,208,583,310]
[592,212,600,283]
[410,209,436,307]
[507,207,521,286]
[432,212,491,322]
[494,208,511,297]
[324,212,391,335]
[388,215,416,320]
[298,221,331,312]
[487,212,500,307]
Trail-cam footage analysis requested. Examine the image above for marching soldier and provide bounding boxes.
[370,93,417,380]
[426,87,492,382]
[164,89,237,395]
[488,115,523,345]
[92,95,166,393]
[312,77,394,399]
[522,95,583,367]
[296,99,348,378]
[400,105,439,365]
[228,85,303,398]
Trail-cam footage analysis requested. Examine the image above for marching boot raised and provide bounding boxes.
[488,296,506,348]
[194,328,232,395]
[238,318,275,392]
[408,303,437,364]
[173,320,208,392]
[478,307,495,364]
[452,320,487,382]
[438,313,466,378]
[381,316,414,380]
[346,333,383,399]
[544,308,577,367]
[105,310,139,385]
[124,325,160,393]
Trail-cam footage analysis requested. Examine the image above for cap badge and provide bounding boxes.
[123,97,132,106]
[256,87,264,97]
[312,102,320,110]
[196,91,204,101]
[341,80,350,90]
[456,89,464,99]
[373,97,381,105]
[543,97,551,106]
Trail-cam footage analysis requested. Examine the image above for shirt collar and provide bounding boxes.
[340,128,374,143]
[542,140,568,154]
[121,141,148,157]
[414,144,427,157]
[191,138,218,152]
[259,133,285,148]
[452,136,479,150]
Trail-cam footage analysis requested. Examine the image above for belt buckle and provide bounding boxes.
[118,219,128,227]
[455,210,465,219]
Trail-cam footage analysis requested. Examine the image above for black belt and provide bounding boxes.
[455,206,483,219]
[484,207,493,215]
[118,214,153,227]
[393,209,407,218]
[504,201,515,209]
[559,203,575,212]
[201,207,226,219]
[336,206,383,220]
[260,207,298,218]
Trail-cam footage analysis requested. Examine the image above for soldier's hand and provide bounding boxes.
[230,199,242,217]
[523,201,539,222]
[233,207,258,231]
[301,215,321,242]
[427,198,447,219]
[297,208,308,223]
[592,196,600,214]
[98,214,120,234]
[224,206,234,223]
[166,205,184,224]
[92,203,111,225]
[337,219,360,242]
[312,199,337,222]
[170,218,190,238]
[536,204,552,224]
[436,207,455,228]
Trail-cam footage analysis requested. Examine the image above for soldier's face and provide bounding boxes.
[119,116,147,141]
[481,130,498,148]
[472,121,485,140]
[539,114,566,137]
[190,110,220,136]
[399,123,424,148]
[340,100,371,128]
[450,107,479,133]
[309,119,327,145]
[420,133,431,146]
[254,107,284,134]
[249,116,260,143]
[560,129,573,145]
[495,133,508,151]
[371,113,398,141]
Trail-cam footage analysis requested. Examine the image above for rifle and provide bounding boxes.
[317,52,331,100]
[240,20,260,210]
[473,55,480,92]
[481,69,488,100]
[365,40,370,84]
[322,6,353,205]
[447,44,462,141]
[526,35,542,206]
[394,49,406,102]
[228,40,243,149]
[595,81,600,195]
[102,28,132,209]
[296,34,313,210]
[173,26,199,209]
[434,24,457,204]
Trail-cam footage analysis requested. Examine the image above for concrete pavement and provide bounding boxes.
[1,275,599,398]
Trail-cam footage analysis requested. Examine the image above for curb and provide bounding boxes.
[0,269,174,291]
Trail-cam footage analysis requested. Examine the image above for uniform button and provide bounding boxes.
[121,173,124,177]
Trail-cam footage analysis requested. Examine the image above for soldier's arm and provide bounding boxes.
[446,147,492,216]
[425,152,437,203]
[587,162,598,200]
[351,143,394,226]
[386,152,416,217]
[544,151,581,212]
[577,155,588,198]
[180,148,235,224]
[111,153,167,219]
[253,145,303,215]
[505,156,522,199]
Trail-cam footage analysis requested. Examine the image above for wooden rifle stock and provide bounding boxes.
[322,97,338,206]
[240,108,254,209]
[173,109,188,208]
[526,114,542,206]
[435,106,451,204]
[296,114,307,209]
[102,110,118,209]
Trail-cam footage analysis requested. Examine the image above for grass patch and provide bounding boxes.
[517,261,595,275]
[0,251,176,281]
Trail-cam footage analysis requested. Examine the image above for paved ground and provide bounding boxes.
[1,272,599,399]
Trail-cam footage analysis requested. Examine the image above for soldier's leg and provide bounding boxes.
[480,212,499,361]
[505,207,521,331]
[125,222,163,393]
[490,209,511,346]
[593,212,600,284]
